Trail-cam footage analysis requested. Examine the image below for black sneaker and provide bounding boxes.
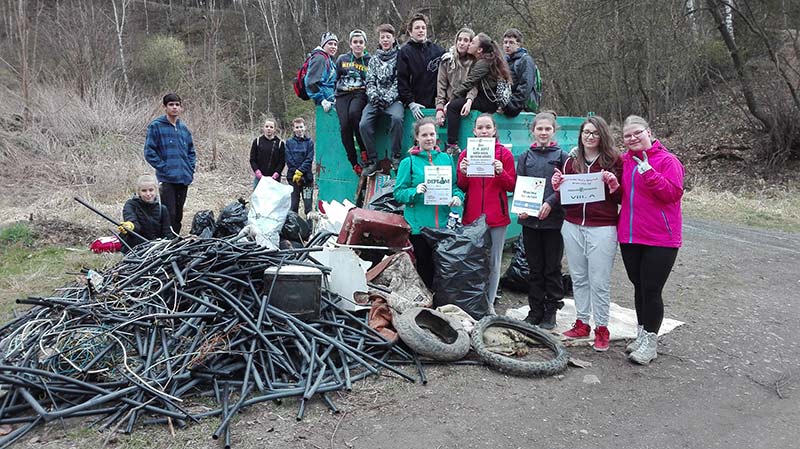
[361,162,379,177]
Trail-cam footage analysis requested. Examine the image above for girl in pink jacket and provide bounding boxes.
[606,115,684,365]
[457,113,517,314]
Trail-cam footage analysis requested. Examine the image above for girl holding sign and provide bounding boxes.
[551,116,622,351]
[515,111,568,329]
[604,115,684,365]
[457,113,517,314]
[394,117,465,288]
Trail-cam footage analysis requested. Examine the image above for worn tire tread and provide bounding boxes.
[395,308,470,362]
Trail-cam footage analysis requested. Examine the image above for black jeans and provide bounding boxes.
[410,234,435,290]
[620,244,679,333]
[291,184,313,215]
[522,227,564,314]
[445,94,497,145]
[336,92,368,166]
[159,182,188,234]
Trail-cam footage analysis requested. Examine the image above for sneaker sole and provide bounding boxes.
[628,353,657,365]
[592,345,609,352]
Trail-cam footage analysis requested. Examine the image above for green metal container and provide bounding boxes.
[314,106,585,239]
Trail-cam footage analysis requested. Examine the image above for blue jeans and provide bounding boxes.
[359,101,404,162]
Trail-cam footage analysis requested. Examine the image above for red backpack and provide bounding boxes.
[293,49,328,101]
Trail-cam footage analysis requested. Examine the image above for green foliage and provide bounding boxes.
[0,222,34,247]
[133,35,190,94]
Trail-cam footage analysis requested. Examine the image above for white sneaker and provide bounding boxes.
[625,325,645,354]
[629,331,658,365]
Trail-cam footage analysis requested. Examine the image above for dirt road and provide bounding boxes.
[16,218,800,449]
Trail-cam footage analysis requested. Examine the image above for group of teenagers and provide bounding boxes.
[392,110,684,366]
[123,15,684,367]
[300,14,541,178]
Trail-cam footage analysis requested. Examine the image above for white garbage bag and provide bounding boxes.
[247,177,293,249]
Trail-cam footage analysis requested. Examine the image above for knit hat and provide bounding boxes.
[320,32,338,47]
[349,29,367,44]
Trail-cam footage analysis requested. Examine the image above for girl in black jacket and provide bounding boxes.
[249,118,286,188]
[119,175,171,252]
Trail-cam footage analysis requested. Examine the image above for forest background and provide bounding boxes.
[0,0,798,227]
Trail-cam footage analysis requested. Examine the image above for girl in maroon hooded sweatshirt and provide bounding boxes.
[605,115,684,365]
[551,116,622,351]
[457,113,517,315]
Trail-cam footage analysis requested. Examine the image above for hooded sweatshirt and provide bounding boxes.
[560,155,622,227]
[365,44,400,108]
[305,48,336,104]
[335,51,370,95]
[436,47,476,109]
[456,140,516,227]
[505,48,539,116]
[394,146,464,234]
[397,39,445,107]
[516,143,568,230]
[617,139,684,248]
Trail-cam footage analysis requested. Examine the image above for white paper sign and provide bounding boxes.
[424,165,452,205]
[511,176,546,215]
[560,172,606,205]
[466,137,495,177]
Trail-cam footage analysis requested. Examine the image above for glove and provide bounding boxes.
[292,170,303,184]
[118,221,134,235]
[254,169,263,179]
[409,102,424,120]
[321,99,334,113]
[449,196,462,208]
[272,172,280,180]
[632,151,652,174]
[551,168,564,191]
[416,183,427,194]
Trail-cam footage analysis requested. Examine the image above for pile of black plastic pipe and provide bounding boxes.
[0,234,420,448]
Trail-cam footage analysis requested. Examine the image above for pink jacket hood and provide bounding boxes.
[618,139,685,247]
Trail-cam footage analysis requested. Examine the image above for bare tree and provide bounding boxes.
[111,0,131,94]
[256,0,288,114]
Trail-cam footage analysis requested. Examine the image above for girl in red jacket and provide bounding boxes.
[552,116,622,351]
[605,115,684,365]
[457,113,516,314]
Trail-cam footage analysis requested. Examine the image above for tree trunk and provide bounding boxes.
[705,0,772,130]
[257,0,288,116]
[111,0,131,94]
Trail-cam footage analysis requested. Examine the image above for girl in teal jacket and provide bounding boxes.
[394,117,464,288]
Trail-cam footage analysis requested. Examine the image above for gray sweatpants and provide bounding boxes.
[561,221,617,326]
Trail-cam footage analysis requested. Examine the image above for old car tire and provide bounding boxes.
[472,315,568,377]
[394,307,470,361]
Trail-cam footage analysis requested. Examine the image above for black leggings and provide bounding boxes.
[159,182,188,234]
[522,227,564,311]
[446,94,498,145]
[620,244,679,333]
[409,234,435,290]
[336,92,368,166]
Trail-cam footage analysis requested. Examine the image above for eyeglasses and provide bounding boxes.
[623,129,648,141]
[581,130,600,138]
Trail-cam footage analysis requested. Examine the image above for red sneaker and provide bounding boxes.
[352,164,363,176]
[593,325,610,352]
[563,319,591,338]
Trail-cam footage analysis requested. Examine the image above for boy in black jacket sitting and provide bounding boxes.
[118,174,172,252]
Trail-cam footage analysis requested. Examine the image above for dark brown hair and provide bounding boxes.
[474,33,511,82]
[376,23,395,36]
[573,115,619,173]
[503,28,523,44]
[406,13,428,34]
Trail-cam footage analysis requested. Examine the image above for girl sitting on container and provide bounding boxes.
[435,28,476,129]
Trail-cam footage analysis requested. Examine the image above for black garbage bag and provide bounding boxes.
[190,210,216,238]
[214,198,248,237]
[500,236,529,293]
[421,215,491,320]
[500,235,574,296]
[280,211,311,243]
[367,190,404,215]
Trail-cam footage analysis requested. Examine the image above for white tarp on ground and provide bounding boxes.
[505,300,684,345]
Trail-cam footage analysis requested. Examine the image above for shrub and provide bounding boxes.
[133,35,190,94]
[0,223,34,247]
